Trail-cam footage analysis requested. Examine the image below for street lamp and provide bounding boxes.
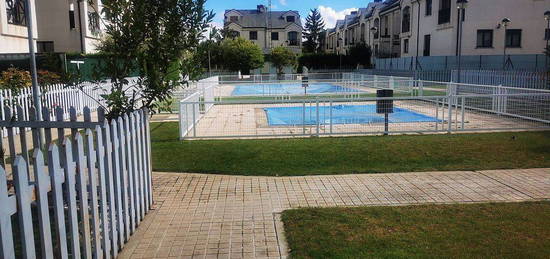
[370,27,378,57]
[456,0,468,83]
[337,37,343,70]
[544,11,550,72]
[501,17,511,70]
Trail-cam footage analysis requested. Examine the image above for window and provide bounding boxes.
[506,29,522,48]
[69,10,76,29]
[545,28,550,41]
[271,32,279,41]
[288,31,298,46]
[383,16,389,36]
[426,0,432,16]
[423,34,431,56]
[249,31,258,40]
[402,6,411,33]
[6,0,27,26]
[373,18,379,39]
[88,11,101,35]
[37,41,55,53]
[438,0,451,24]
[286,16,295,22]
[476,30,493,48]
[403,39,409,53]
[230,16,238,22]
[360,23,365,41]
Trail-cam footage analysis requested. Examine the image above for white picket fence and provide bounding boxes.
[0,105,152,259]
[0,78,140,137]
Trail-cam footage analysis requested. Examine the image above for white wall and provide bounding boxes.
[405,0,550,57]
[0,0,38,53]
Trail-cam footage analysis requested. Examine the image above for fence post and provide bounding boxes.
[448,83,455,133]
[316,99,320,136]
[419,80,424,96]
[329,100,333,134]
[461,96,465,130]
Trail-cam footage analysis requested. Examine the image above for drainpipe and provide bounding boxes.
[415,0,420,71]
[77,0,85,53]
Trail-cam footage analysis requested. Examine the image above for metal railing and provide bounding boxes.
[178,76,550,139]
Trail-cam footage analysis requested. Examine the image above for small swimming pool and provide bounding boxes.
[264,104,439,126]
[232,83,361,96]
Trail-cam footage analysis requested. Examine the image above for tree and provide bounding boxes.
[269,47,296,76]
[87,0,213,118]
[349,42,373,68]
[220,37,264,74]
[302,9,325,53]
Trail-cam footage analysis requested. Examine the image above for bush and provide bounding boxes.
[0,67,63,92]
[220,37,264,74]
[0,67,32,92]
[268,47,297,75]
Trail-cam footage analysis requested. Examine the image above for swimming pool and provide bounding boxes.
[232,83,361,96]
[264,104,440,126]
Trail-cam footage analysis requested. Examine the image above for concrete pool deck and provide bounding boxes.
[118,168,550,258]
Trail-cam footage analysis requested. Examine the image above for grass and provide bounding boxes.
[150,122,550,176]
[281,202,550,258]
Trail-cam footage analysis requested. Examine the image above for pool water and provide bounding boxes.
[232,83,361,96]
[264,104,439,126]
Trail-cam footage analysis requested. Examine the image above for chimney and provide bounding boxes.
[257,5,266,13]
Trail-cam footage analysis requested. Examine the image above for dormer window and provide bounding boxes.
[286,16,295,22]
[230,16,238,22]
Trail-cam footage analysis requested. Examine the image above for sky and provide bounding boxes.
[205,0,371,30]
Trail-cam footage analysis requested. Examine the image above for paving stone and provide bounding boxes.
[120,168,550,258]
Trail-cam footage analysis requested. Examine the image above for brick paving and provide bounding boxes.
[119,168,550,259]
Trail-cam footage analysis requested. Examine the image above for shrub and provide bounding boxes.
[269,47,297,76]
[220,37,264,74]
[0,67,32,92]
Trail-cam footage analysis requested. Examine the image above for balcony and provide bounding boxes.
[438,8,451,24]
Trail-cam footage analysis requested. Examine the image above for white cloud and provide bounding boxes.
[279,0,287,6]
[318,5,358,28]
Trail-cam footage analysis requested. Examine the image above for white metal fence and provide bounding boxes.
[0,105,152,258]
[178,76,550,139]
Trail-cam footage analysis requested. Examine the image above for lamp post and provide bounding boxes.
[456,0,468,83]
[501,17,511,70]
[338,37,343,70]
[370,27,378,63]
[544,11,550,72]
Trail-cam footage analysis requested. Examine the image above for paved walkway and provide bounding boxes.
[119,168,550,259]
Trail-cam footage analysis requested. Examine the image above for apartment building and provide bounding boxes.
[0,0,104,54]
[35,0,104,53]
[324,0,550,60]
[0,0,38,53]
[224,5,302,54]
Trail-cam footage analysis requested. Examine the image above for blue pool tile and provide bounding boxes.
[264,105,440,126]
[232,83,362,96]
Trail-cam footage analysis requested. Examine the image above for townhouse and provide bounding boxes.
[224,5,302,54]
[324,0,550,60]
[1,0,105,54]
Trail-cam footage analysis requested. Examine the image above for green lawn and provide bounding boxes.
[282,202,550,258]
[151,122,550,176]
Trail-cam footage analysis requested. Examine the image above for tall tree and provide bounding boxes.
[302,8,325,53]
[87,0,213,118]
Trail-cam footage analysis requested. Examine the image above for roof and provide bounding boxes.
[224,9,301,29]
[379,0,400,13]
